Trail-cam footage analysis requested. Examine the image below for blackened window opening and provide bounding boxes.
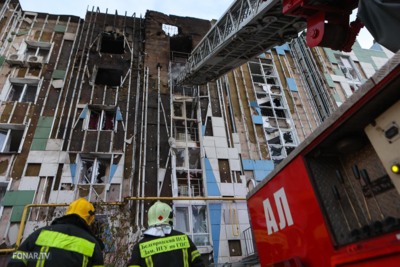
[95,68,123,86]
[100,33,125,54]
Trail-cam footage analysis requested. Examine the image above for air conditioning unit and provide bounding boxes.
[6,53,24,66]
[26,55,44,67]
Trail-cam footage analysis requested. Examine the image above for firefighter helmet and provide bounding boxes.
[148,201,173,226]
[65,198,96,225]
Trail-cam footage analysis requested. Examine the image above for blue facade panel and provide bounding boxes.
[209,203,222,263]
[205,158,221,196]
[252,115,263,125]
[286,77,298,92]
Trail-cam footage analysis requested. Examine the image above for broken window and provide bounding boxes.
[185,102,196,119]
[228,240,242,256]
[176,149,185,168]
[188,148,201,169]
[170,35,192,62]
[189,172,203,196]
[7,83,37,102]
[78,156,110,184]
[273,97,282,107]
[270,145,283,156]
[100,32,124,54]
[192,205,209,246]
[275,109,286,118]
[176,170,203,197]
[219,159,232,183]
[173,102,183,117]
[175,205,210,247]
[267,77,276,84]
[30,176,53,221]
[283,131,295,144]
[251,75,265,83]
[267,135,282,145]
[177,171,189,196]
[87,109,115,131]
[286,146,295,155]
[263,65,274,76]
[260,107,274,117]
[248,62,262,75]
[60,183,73,190]
[95,68,123,87]
[175,207,190,232]
[173,119,187,141]
[0,125,25,153]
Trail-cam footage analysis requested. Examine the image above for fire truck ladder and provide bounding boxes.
[176,0,361,86]
[176,0,306,85]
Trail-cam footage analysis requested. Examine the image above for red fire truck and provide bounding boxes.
[245,1,400,266]
[247,41,400,267]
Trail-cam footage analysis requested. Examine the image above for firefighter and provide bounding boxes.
[127,201,205,267]
[7,198,104,267]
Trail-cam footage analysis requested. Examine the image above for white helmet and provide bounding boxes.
[148,201,173,226]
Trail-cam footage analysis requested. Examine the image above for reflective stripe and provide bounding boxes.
[82,255,88,267]
[36,246,49,267]
[11,250,28,266]
[145,256,153,267]
[139,235,190,258]
[191,249,201,261]
[35,230,95,257]
[183,248,189,267]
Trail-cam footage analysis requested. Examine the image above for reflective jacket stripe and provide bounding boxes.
[36,246,49,267]
[35,230,95,256]
[82,255,89,267]
[145,256,153,267]
[191,249,201,261]
[183,248,189,267]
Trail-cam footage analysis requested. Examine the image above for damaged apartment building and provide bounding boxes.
[0,0,394,265]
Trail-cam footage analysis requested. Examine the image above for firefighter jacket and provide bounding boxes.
[7,214,104,267]
[127,228,205,267]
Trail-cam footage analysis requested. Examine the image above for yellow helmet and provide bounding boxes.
[65,198,95,225]
[148,201,173,226]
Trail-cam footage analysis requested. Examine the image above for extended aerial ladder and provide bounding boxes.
[177,0,398,85]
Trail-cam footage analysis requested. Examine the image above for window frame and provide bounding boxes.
[85,108,116,131]
[77,155,111,185]
[174,205,210,247]
[7,83,38,103]
[0,124,26,153]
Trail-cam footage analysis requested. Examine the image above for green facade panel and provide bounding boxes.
[1,190,35,223]
[324,73,335,88]
[31,116,53,150]
[54,25,67,33]
[31,138,48,151]
[52,70,66,80]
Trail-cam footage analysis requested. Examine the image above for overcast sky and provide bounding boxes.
[19,0,374,49]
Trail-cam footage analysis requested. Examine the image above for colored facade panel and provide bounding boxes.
[1,190,35,222]
[31,116,53,151]
[286,78,298,91]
